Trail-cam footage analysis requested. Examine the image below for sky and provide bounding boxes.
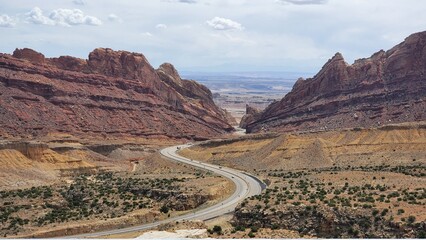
[0,0,425,73]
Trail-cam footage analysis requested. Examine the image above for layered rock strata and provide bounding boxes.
[245,31,426,133]
[0,48,234,140]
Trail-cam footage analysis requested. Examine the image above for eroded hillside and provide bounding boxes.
[181,123,426,171]
[0,48,234,140]
[180,124,426,238]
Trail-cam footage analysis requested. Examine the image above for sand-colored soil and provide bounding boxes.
[180,124,426,171]
[180,123,426,238]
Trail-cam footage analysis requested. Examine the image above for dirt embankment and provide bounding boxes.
[180,123,426,172]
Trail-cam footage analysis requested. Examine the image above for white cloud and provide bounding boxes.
[26,7,102,27]
[26,7,55,25]
[206,17,243,31]
[108,14,122,23]
[49,9,102,26]
[155,23,167,29]
[0,14,16,27]
[276,0,327,5]
[72,0,85,5]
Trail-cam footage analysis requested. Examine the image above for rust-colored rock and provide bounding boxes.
[13,48,45,64]
[245,31,426,133]
[0,48,234,140]
[157,63,183,87]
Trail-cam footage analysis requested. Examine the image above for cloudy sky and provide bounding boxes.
[1,0,425,73]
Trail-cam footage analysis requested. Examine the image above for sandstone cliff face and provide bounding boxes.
[245,31,426,133]
[0,141,47,161]
[0,48,233,140]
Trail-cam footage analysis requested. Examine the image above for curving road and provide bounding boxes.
[65,144,264,238]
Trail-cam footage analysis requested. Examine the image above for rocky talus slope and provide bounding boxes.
[244,31,426,133]
[0,48,233,140]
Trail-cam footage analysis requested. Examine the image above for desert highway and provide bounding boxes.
[65,143,264,238]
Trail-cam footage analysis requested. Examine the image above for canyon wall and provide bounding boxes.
[0,48,234,140]
[244,31,426,133]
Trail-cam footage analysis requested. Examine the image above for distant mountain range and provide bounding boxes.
[182,71,313,95]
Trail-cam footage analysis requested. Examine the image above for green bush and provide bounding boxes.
[407,215,416,224]
[212,225,222,234]
[234,225,245,232]
[417,230,426,238]
[160,205,169,214]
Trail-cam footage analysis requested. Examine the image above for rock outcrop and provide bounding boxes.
[244,31,426,133]
[0,48,234,140]
[239,104,260,129]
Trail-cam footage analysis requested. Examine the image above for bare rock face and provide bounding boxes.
[0,141,48,161]
[239,104,260,129]
[87,48,158,82]
[157,63,183,87]
[0,48,233,140]
[49,56,88,72]
[245,31,426,133]
[13,48,45,64]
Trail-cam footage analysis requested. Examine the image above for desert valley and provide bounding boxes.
[0,30,425,238]
[1,1,426,239]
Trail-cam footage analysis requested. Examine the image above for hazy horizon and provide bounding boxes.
[1,0,426,73]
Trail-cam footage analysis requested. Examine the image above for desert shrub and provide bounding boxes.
[160,205,169,214]
[407,215,416,224]
[212,225,222,234]
[417,230,426,238]
[234,225,246,232]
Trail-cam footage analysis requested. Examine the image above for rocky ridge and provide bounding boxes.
[0,48,234,140]
[244,31,426,133]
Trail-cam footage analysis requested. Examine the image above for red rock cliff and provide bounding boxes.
[245,31,426,133]
[0,48,234,140]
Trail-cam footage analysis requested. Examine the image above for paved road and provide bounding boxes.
[65,144,264,238]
